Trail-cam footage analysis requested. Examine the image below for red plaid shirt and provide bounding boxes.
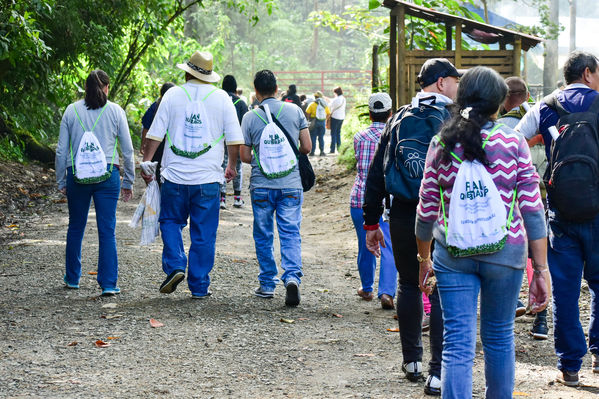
[350,122,386,208]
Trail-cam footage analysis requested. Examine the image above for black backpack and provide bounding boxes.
[544,94,599,222]
[383,100,450,201]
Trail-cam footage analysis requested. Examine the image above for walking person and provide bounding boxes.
[364,58,460,396]
[516,50,599,385]
[140,82,175,184]
[141,51,243,298]
[220,74,247,209]
[350,93,396,310]
[306,91,330,156]
[282,84,302,108]
[240,70,311,307]
[55,69,135,296]
[329,86,346,154]
[415,66,550,398]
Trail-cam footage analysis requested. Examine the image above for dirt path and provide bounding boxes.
[1,154,598,398]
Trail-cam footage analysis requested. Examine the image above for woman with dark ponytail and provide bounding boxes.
[414,67,550,398]
[55,69,135,296]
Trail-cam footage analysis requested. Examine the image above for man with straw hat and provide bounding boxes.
[142,50,244,299]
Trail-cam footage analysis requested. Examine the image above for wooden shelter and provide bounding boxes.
[383,0,543,109]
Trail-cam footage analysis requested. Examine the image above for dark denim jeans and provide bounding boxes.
[159,180,221,296]
[309,120,325,155]
[389,210,443,378]
[548,212,599,372]
[329,117,343,153]
[65,167,120,290]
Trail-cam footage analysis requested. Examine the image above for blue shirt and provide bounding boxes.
[141,101,159,130]
[539,84,599,160]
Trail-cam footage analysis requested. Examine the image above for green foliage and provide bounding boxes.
[0,136,26,163]
[336,100,370,171]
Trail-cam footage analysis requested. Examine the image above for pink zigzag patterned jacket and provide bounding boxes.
[414,123,547,269]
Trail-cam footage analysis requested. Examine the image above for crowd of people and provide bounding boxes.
[55,49,599,398]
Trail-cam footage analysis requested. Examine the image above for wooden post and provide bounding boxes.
[513,38,522,76]
[455,19,462,68]
[397,5,406,106]
[389,11,397,110]
[445,23,453,51]
[523,50,528,82]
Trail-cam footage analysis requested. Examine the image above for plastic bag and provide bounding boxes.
[129,161,160,245]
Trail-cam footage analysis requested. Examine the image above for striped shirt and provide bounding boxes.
[415,122,547,268]
[350,122,386,208]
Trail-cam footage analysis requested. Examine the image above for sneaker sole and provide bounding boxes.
[285,283,300,307]
[531,331,548,340]
[515,307,527,317]
[160,272,185,294]
[254,291,274,298]
[557,377,579,387]
[424,386,441,396]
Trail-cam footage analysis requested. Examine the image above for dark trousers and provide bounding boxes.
[390,209,443,377]
[329,117,343,153]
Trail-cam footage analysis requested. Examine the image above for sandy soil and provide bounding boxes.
[0,149,598,398]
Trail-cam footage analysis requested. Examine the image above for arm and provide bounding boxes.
[140,128,149,154]
[141,138,162,184]
[240,145,252,164]
[117,106,135,202]
[298,128,311,154]
[224,144,240,182]
[515,102,540,140]
[56,105,71,193]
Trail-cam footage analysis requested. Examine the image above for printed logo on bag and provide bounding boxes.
[460,180,489,200]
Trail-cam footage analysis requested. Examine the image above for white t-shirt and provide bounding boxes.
[330,95,346,120]
[515,102,541,139]
[146,80,243,185]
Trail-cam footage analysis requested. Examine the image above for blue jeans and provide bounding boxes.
[350,207,397,297]
[433,245,523,399]
[329,117,343,153]
[65,166,120,289]
[548,212,599,372]
[159,180,220,296]
[250,188,303,291]
[310,120,325,154]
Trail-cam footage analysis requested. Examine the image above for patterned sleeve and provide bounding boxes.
[354,134,373,183]
[415,138,442,241]
[515,134,547,240]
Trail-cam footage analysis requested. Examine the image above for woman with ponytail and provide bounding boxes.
[55,69,135,296]
[414,67,550,398]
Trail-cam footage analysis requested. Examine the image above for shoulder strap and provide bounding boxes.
[587,93,599,115]
[543,94,568,117]
[180,85,217,102]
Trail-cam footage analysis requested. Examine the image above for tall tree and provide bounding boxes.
[569,0,576,52]
[543,0,559,95]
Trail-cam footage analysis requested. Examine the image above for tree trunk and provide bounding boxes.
[543,0,559,96]
[481,0,489,23]
[309,0,319,67]
[372,45,380,91]
[569,0,576,53]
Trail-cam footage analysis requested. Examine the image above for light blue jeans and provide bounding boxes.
[433,245,523,399]
[65,166,120,290]
[250,188,303,291]
[159,180,220,296]
[350,207,397,297]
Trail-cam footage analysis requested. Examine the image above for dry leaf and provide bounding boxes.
[332,313,343,318]
[88,271,98,275]
[101,303,117,309]
[354,353,375,357]
[100,314,122,319]
[297,317,309,321]
[107,336,119,340]
[95,340,110,348]
[54,198,67,204]
[149,318,164,328]
[7,224,18,229]
[386,327,400,332]
[67,341,78,346]
[280,318,295,324]
[513,393,529,397]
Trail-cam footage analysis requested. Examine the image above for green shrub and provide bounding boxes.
[0,136,26,163]
[337,103,370,171]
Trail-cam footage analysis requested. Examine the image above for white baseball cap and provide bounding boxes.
[368,92,392,112]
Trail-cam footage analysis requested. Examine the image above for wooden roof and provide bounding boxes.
[382,0,542,51]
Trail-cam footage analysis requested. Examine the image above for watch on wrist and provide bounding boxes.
[417,254,430,263]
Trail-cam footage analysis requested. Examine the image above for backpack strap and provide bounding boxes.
[587,93,599,115]
[251,104,291,163]
[543,94,568,118]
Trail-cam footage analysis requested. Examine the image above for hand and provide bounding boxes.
[419,260,434,295]
[365,228,385,257]
[529,269,551,313]
[59,187,67,195]
[140,139,145,155]
[121,188,132,202]
[224,165,237,183]
[141,171,154,185]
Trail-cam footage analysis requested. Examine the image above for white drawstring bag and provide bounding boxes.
[252,103,297,179]
[129,161,160,245]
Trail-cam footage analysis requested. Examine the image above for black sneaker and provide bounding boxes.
[515,300,526,317]
[557,370,579,386]
[531,309,548,340]
[285,280,300,307]
[402,361,423,382]
[159,270,185,294]
[424,375,441,396]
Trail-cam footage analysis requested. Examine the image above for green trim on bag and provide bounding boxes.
[74,170,112,184]
[167,86,221,158]
[447,236,508,257]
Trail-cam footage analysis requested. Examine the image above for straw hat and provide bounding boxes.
[314,90,323,98]
[177,51,220,83]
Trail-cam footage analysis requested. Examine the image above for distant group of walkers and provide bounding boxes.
[56,49,599,398]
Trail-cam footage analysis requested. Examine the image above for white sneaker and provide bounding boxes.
[424,375,441,396]
[233,197,244,208]
[402,361,423,382]
[220,198,226,209]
